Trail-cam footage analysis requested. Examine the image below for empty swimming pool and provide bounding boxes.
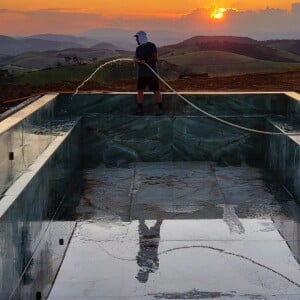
[0,92,299,299]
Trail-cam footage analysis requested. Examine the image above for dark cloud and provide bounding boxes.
[0,9,18,14]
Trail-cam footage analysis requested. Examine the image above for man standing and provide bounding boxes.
[134,30,163,115]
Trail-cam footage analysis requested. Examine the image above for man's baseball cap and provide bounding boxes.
[134,30,147,37]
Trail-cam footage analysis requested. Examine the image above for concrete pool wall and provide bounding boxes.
[0,92,299,299]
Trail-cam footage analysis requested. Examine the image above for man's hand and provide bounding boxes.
[135,59,146,64]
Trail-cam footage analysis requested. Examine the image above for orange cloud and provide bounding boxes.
[0,2,299,38]
[0,9,107,35]
[1,1,297,16]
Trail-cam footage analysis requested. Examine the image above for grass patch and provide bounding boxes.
[162,51,300,76]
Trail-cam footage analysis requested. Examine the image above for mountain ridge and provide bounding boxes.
[160,36,300,63]
[0,35,84,55]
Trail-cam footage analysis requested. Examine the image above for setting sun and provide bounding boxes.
[211,7,227,19]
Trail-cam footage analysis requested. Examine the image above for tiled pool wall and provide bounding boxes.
[55,93,300,185]
[0,96,57,197]
[0,122,81,299]
[55,93,284,168]
[55,93,289,116]
[0,95,82,299]
[81,115,265,167]
[265,122,300,201]
[0,92,299,299]
[54,92,300,204]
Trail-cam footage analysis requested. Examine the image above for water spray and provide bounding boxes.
[70,58,134,101]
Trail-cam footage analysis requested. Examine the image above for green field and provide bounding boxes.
[12,58,178,85]
[2,65,31,75]
[3,52,65,70]
[9,50,300,85]
[13,59,131,84]
[0,48,132,72]
[264,40,300,56]
[162,51,300,76]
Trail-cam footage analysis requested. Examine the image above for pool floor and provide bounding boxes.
[48,162,300,299]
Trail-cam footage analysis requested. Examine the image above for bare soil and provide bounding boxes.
[1,70,300,114]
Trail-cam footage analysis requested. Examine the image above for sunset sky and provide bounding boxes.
[1,1,297,15]
[0,0,300,37]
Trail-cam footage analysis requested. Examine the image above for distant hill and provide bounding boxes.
[0,35,84,55]
[29,34,98,47]
[11,59,177,85]
[0,54,12,64]
[0,36,23,55]
[83,28,136,50]
[54,48,122,60]
[22,38,82,52]
[83,28,193,50]
[160,36,300,63]
[263,40,300,56]
[0,47,132,71]
[91,42,119,50]
[2,52,65,70]
[161,50,300,77]
[175,36,259,46]
[2,34,300,81]
[0,33,114,56]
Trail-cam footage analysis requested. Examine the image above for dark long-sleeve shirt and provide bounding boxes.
[135,42,158,78]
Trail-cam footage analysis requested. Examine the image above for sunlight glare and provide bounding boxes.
[211,7,227,20]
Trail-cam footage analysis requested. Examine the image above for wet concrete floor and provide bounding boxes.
[49,162,300,299]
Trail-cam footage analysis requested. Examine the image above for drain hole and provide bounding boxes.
[9,152,14,161]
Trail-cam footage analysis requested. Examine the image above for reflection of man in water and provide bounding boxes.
[136,219,162,283]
